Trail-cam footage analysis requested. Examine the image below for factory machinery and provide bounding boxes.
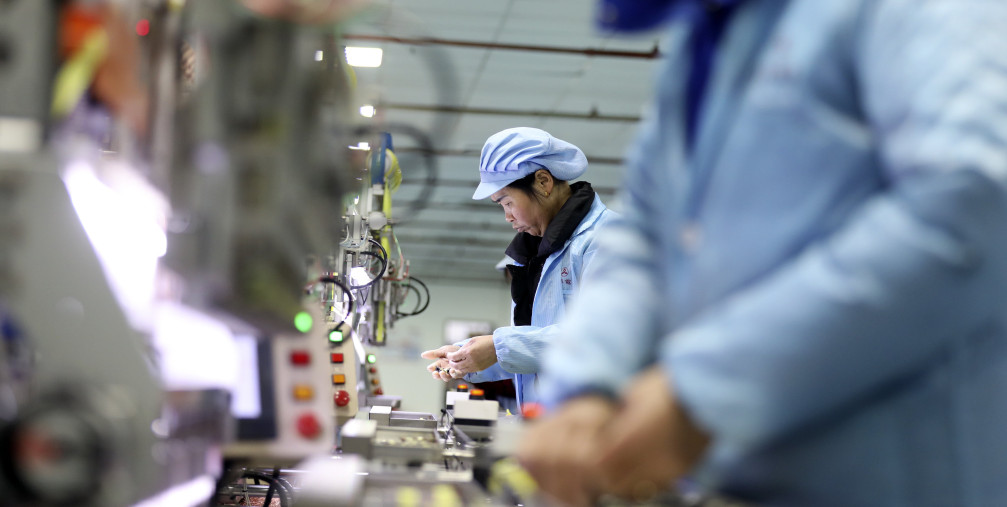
[0,1,749,506]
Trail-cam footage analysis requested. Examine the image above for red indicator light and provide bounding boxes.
[136,19,150,37]
[290,350,310,365]
[330,353,344,363]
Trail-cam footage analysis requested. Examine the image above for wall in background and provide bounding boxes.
[367,278,512,415]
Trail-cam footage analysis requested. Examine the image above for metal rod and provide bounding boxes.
[380,102,641,123]
[342,34,661,60]
[393,147,625,166]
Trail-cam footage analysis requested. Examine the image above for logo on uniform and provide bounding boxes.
[561,266,572,287]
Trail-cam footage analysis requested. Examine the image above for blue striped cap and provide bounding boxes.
[472,128,587,200]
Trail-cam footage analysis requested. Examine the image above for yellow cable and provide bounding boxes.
[52,29,109,118]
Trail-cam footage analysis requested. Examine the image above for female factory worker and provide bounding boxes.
[421,127,615,408]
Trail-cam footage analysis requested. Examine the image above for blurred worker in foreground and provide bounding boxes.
[421,128,616,407]
[518,0,1007,505]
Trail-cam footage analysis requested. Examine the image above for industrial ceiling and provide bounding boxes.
[345,0,663,284]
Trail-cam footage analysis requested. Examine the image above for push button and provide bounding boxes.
[297,413,322,439]
[334,390,351,407]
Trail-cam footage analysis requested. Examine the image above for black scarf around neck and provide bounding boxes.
[504,181,596,326]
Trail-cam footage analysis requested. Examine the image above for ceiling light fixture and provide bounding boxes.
[344,47,383,68]
[359,105,375,118]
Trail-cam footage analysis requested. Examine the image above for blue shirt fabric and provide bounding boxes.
[597,0,744,150]
[542,0,1007,505]
[461,195,615,408]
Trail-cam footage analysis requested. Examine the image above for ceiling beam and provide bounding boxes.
[393,147,625,166]
[343,34,660,60]
[380,102,640,123]
[407,254,506,264]
[396,178,619,195]
[396,234,509,249]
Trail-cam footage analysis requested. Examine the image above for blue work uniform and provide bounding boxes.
[463,194,615,408]
[542,0,1007,505]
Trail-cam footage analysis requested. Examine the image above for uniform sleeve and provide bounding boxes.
[492,239,606,375]
[667,0,1007,451]
[539,108,680,408]
[463,362,512,383]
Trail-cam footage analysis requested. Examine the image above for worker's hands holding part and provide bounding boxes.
[594,367,710,501]
[517,366,711,505]
[446,335,498,376]
[421,345,460,381]
[516,395,619,506]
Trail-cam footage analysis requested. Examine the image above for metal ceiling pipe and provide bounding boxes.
[393,147,625,166]
[342,34,661,59]
[379,102,640,123]
[396,179,619,194]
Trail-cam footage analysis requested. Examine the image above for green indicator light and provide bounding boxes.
[294,312,313,333]
[328,330,344,343]
[366,354,377,364]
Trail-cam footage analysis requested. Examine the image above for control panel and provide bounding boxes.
[327,322,359,424]
[225,307,336,460]
[363,351,384,396]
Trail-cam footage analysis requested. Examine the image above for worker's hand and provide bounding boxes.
[447,335,497,377]
[595,367,710,502]
[420,345,460,382]
[517,395,618,506]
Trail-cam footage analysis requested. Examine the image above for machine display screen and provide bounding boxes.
[232,334,277,439]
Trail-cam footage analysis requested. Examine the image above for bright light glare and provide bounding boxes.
[152,302,240,393]
[348,142,370,151]
[64,161,168,328]
[350,266,371,286]
[359,104,375,118]
[315,50,324,62]
[344,47,382,68]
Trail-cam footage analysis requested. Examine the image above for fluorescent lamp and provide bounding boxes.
[359,104,375,118]
[344,47,382,68]
[348,142,370,151]
[315,50,324,62]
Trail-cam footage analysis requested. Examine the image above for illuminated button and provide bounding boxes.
[332,374,346,385]
[374,388,383,395]
[331,353,344,363]
[370,378,379,385]
[328,330,344,344]
[334,390,351,407]
[369,367,377,374]
[470,389,485,399]
[365,354,377,364]
[294,312,313,333]
[457,384,468,392]
[290,350,310,366]
[296,413,322,439]
[293,385,314,400]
